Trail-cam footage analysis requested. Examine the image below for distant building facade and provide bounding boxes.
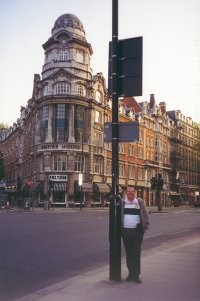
[0,14,199,207]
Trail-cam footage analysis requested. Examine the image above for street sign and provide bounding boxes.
[27,179,33,187]
[79,173,83,186]
[108,36,143,97]
[104,121,139,142]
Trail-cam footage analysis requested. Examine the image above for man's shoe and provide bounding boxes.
[133,276,142,284]
[126,275,134,281]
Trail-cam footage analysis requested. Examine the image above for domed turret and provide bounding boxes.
[51,14,86,41]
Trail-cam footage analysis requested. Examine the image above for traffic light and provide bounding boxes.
[151,177,156,189]
[157,178,163,189]
[151,174,164,190]
[156,174,163,190]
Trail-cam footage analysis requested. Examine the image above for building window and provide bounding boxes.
[74,155,84,172]
[46,51,51,63]
[129,144,134,156]
[139,129,144,144]
[41,106,48,140]
[138,167,143,180]
[76,49,85,63]
[94,158,101,174]
[119,162,125,177]
[43,83,50,96]
[74,106,84,142]
[95,91,103,103]
[128,164,135,179]
[54,155,66,171]
[106,160,112,176]
[138,146,143,158]
[94,132,102,146]
[119,143,125,154]
[58,50,69,61]
[95,110,102,123]
[76,84,86,97]
[54,82,70,94]
[55,104,68,141]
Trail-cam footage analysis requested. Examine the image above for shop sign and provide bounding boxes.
[49,175,68,182]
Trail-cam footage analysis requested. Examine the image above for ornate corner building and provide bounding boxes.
[0,14,199,207]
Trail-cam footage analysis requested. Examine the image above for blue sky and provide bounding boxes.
[0,0,200,125]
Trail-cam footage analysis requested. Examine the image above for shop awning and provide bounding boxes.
[94,183,110,193]
[50,183,66,192]
[82,183,93,192]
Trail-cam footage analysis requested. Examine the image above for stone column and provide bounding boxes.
[46,105,53,143]
[68,104,75,142]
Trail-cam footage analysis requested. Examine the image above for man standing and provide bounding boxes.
[121,186,149,283]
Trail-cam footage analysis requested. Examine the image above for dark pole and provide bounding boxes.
[80,111,84,210]
[109,0,121,281]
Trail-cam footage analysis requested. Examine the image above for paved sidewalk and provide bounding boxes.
[14,234,200,301]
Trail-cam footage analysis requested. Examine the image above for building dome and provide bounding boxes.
[51,14,86,40]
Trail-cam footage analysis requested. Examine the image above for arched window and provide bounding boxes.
[76,84,86,97]
[54,82,70,95]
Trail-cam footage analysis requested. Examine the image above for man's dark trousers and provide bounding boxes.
[122,225,144,278]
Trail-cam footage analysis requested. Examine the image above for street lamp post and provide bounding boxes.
[109,0,121,281]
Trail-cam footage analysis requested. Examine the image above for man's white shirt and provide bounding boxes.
[123,197,141,228]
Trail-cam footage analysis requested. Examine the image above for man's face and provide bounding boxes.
[126,187,135,201]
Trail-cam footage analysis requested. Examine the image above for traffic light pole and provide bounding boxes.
[109,0,121,281]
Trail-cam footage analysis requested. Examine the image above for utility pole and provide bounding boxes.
[107,0,142,282]
[109,0,121,281]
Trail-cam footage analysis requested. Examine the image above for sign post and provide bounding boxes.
[109,0,121,281]
[108,0,143,282]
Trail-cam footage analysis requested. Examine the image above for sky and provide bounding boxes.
[0,0,200,126]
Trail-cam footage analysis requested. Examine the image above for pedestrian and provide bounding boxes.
[121,185,149,283]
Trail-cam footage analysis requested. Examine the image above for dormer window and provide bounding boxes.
[76,84,86,97]
[54,82,70,94]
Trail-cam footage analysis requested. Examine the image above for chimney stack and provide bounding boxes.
[159,102,166,115]
[149,94,155,108]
